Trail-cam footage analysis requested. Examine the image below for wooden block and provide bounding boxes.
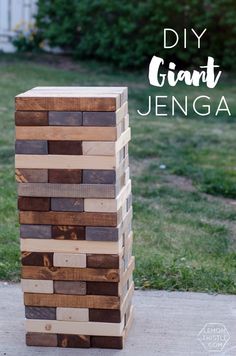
[21,266,119,282]
[89,309,121,323]
[25,306,56,320]
[20,224,52,238]
[48,141,82,155]
[15,140,48,154]
[91,336,123,349]
[20,238,122,254]
[15,169,48,183]
[53,253,86,267]
[18,197,50,211]
[87,282,118,296]
[21,279,53,293]
[83,112,117,126]
[52,225,85,240]
[19,211,119,227]
[54,281,86,295]
[15,111,48,126]
[15,126,117,141]
[24,293,120,309]
[15,154,116,170]
[83,170,115,184]
[48,169,81,183]
[26,332,57,347]
[51,198,84,212]
[58,334,90,348]
[18,183,116,198]
[21,252,53,266]
[49,111,82,126]
[86,254,119,269]
[57,308,89,322]
[86,227,119,241]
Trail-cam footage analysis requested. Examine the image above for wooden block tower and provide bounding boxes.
[15,87,134,349]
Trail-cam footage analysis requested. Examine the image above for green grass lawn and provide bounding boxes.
[0,54,236,293]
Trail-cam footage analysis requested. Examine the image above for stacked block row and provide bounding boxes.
[15,87,134,349]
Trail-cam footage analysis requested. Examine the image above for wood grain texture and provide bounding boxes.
[15,126,117,141]
[26,332,57,347]
[49,111,82,126]
[48,141,82,155]
[25,306,56,320]
[15,111,48,126]
[86,254,120,269]
[89,309,121,323]
[53,253,86,267]
[83,112,116,126]
[56,308,89,322]
[48,169,81,184]
[51,198,84,212]
[15,140,48,154]
[15,154,116,170]
[15,169,48,183]
[18,183,116,198]
[18,197,50,211]
[86,227,119,241]
[19,211,119,227]
[20,224,52,238]
[58,334,90,348]
[54,281,86,295]
[83,170,115,184]
[24,293,120,309]
[21,266,119,282]
[52,225,85,240]
[87,282,118,296]
[21,252,53,266]
[21,279,54,293]
[91,336,123,349]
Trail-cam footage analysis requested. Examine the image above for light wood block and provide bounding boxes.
[21,279,53,294]
[57,308,89,322]
[53,253,86,267]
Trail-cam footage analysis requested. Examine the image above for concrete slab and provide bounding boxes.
[0,282,235,356]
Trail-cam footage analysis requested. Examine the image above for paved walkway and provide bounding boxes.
[0,282,235,356]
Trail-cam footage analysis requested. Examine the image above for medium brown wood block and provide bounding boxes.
[91,336,123,349]
[58,334,90,348]
[15,111,48,126]
[20,224,52,238]
[51,198,84,212]
[15,169,48,183]
[83,170,115,184]
[87,282,118,296]
[26,332,57,347]
[18,197,50,211]
[21,266,119,282]
[54,281,86,295]
[83,112,116,126]
[89,309,121,323]
[48,141,82,155]
[24,293,120,309]
[49,111,82,126]
[15,140,48,154]
[21,252,53,266]
[48,169,82,184]
[19,211,119,227]
[52,225,85,240]
[87,254,119,269]
[86,227,119,241]
[25,306,56,320]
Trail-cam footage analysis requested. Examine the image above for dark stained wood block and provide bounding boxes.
[48,141,82,155]
[18,197,50,211]
[48,169,82,184]
[15,111,48,126]
[26,332,57,347]
[89,309,121,323]
[51,198,84,212]
[83,170,115,184]
[54,281,86,295]
[25,306,56,320]
[87,254,119,269]
[15,169,48,183]
[87,282,118,296]
[20,224,52,238]
[15,140,48,154]
[52,225,85,240]
[83,112,116,126]
[58,334,90,348]
[21,252,53,266]
[86,227,118,241]
[91,336,123,349]
[49,111,82,126]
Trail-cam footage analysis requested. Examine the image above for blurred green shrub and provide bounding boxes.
[35,0,236,69]
[13,23,42,52]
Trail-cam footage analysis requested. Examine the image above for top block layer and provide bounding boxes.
[15,87,127,112]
